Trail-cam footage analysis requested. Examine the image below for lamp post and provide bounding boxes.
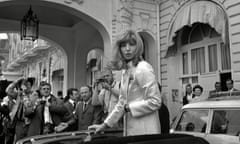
[20,6,39,41]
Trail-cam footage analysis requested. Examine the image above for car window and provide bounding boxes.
[176,109,208,133]
[211,109,240,136]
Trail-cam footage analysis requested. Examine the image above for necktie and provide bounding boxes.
[83,103,87,111]
[73,102,76,109]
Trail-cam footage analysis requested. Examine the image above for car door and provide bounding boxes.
[171,109,210,141]
[205,109,240,144]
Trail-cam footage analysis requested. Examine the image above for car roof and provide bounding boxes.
[182,98,240,109]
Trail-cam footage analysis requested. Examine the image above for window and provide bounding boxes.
[176,109,208,133]
[221,43,231,70]
[182,78,189,84]
[182,52,188,74]
[191,47,205,74]
[179,23,231,85]
[0,40,8,49]
[211,110,240,136]
[208,44,218,72]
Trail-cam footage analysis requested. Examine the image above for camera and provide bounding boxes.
[94,78,107,88]
[97,78,107,83]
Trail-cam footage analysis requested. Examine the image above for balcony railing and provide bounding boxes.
[7,39,50,70]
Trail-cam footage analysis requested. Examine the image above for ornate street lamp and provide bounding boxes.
[20,6,39,41]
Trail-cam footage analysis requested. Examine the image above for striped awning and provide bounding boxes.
[166,1,228,57]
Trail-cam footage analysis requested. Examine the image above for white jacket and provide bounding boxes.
[105,61,161,136]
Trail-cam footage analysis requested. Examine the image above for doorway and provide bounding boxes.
[220,72,231,91]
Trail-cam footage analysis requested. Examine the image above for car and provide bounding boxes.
[16,129,122,144]
[16,129,209,144]
[171,92,240,144]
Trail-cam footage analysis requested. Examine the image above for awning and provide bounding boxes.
[87,49,103,69]
[166,1,228,57]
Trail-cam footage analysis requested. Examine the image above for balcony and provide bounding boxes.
[7,39,50,70]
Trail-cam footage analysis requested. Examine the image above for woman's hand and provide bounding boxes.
[88,123,108,134]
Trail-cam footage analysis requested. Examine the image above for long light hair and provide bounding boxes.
[109,29,144,70]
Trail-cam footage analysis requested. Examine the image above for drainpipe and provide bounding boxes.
[155,0,161,82]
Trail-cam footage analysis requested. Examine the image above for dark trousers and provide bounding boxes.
[4,131,15,144]
[1,118,15,144]
[15,121,29,142]
[0,133,4,144]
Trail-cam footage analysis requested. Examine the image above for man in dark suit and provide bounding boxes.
[209,82,222,98]
[182,84,194,105]
[226,79,238,92]
[226,79,239,96]
[75,86,103,130]
[25,82,74,136]
[63,88,79,131]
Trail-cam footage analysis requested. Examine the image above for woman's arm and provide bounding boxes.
[128,62,162,118]
[104,94,125,127]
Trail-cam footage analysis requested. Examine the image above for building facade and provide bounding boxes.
[2,0,240,119]
[159,0,240,118]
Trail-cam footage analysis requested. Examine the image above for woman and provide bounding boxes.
[191,84,204,103]
[89,29,162,136]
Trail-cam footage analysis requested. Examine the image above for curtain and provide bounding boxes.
[221,43,231,70]
[191,47,205,74]
[182,52,188,74]
[208,44,218,72]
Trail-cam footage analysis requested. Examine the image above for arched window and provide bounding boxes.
[179,23,231,85]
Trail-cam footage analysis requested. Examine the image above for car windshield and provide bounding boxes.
[176,109,209,133]
[211,109,240,136]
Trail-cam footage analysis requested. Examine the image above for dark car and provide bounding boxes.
[16,129,209,144]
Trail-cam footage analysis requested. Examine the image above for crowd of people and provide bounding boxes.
[1,28,239,143]
[1,28,238,143]
[0,30,170,144]
[182,79,239,105]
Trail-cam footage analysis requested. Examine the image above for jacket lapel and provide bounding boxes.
[68,101,75,112]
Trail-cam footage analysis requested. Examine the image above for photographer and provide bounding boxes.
[92,69,122,129]
[5,77,34,142]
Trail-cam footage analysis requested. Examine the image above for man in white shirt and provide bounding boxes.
[92,70,122,128]
[38,82,73,134]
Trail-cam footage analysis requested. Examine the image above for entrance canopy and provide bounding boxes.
[166,1,228,57]
[87,48,103,70]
